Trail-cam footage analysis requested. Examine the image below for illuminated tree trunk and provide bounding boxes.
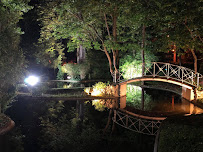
[112,7,119,71]
[141,25,146,109]
[77,45,86,64]
[103,45,113,74]
[104,7,119,80]
[141,88,144,110]
[141,25,146,76]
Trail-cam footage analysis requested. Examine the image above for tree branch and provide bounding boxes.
[184,17,196,41]
[104,13,112,40]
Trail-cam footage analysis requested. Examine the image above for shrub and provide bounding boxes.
[63,62,90,80]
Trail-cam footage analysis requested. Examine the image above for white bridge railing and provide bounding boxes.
[116,62,202,88]
[144,62,202,87]
[113,110,166,136]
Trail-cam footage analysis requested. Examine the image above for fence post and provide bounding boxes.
[153,62,155,77]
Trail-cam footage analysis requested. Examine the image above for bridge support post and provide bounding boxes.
[118,83,127,97]
[182,87,194,101]
[119,96,126,109]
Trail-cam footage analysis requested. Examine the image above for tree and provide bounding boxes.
[37,0,147,81]
[0,0,32,112]
[154,0,202,73]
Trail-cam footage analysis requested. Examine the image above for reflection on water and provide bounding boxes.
[91,99,118,111]
[2,97,155,152]
[2,83,203,152]
[126,84,203,115]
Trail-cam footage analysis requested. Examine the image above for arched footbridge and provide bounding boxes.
[117,62,203,101]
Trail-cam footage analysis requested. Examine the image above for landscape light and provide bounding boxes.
[24,76,39,86]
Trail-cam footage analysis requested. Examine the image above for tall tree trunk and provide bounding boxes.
[103,45,113,74]
[77,45,85,64]
[191,48,197,74]
[141,88,144,110]
[112,8,119,71]
[141,25,146,76]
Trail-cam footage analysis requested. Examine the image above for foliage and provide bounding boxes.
[63,62,90,80]
[120,50,158,79]
[78,62,90,80]
[38,99,155,152]
[155,0,202,50]
[86,49,111,79]
[92,100,106,112]
[29,84,49,96]
[36,0,158,77]
[126,85,153,111]
[158,114,203,152]
[0,0,32,112]
[93,82,107,91]
[0,113,11,128]
[152,0,202,73]
[0,127,24,152]
[39,100,106,152]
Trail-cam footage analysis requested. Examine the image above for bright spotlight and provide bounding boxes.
[24,76,39,86]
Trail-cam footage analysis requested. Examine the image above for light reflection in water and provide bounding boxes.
[90,85,203,116]
[126,84,203,115]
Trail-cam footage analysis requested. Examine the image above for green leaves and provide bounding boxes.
[0,0,32,111]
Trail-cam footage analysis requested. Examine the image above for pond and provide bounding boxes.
[1,81,202,152]
[1,97,155,152]
[125,83,203,116]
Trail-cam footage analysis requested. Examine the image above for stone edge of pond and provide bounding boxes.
[0,114,15,135]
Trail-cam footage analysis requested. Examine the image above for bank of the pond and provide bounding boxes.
[16,93,116,101]
[0,114,15,135]
[156,114,203,152]
[197,98,203,109]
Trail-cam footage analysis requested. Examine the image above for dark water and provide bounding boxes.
[1,96,155,152]
[1,83,202,152]
[126,84,203,116]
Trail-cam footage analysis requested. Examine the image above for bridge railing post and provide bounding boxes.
[181,68,184,83]
[167,63,170,78]
[197,73,200,88]
[153,62,155,77]
[126,115,128,127]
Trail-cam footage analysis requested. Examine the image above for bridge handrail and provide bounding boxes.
[117,62,202,87]
[113,109,165,135]
[119,108,166,121]
[144,62,202,87]
[150,62,203,78]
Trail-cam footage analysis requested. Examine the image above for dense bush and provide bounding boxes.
[120,50,157,79]
[158,114,203,152]
[63,62,90,80]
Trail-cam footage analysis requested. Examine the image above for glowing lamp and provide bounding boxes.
[24,76,39,86]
